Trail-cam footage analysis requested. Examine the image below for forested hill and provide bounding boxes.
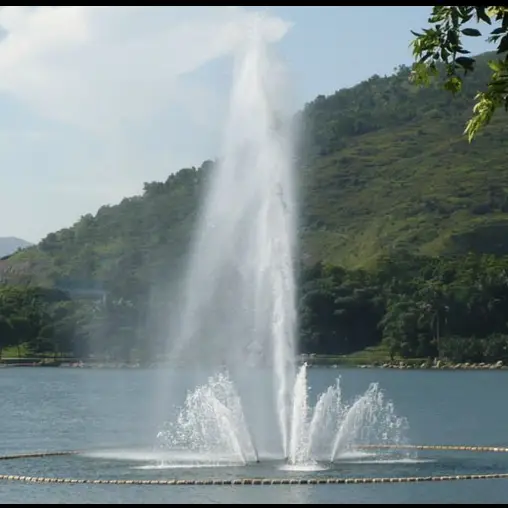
[298,51,507,268]
[1,50,507,291]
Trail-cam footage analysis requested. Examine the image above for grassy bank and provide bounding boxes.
[301,344,507,370]
[301,344,425,367]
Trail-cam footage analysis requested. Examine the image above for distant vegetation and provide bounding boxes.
[1,51,508,364]
[0,237,32,258]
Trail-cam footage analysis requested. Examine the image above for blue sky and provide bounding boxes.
[0,7,492,243]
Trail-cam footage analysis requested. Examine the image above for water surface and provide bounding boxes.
[1,367,507,504]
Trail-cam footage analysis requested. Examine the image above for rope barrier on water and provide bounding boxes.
[361,444,508,453]
[1,444,508,486]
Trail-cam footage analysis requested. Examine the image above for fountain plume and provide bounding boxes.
[157,27,409,468]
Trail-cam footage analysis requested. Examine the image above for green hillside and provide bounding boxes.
[1,51,507,286]
[2,51,508,364]
[298,52,507,268]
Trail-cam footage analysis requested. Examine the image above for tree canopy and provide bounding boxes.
[411,6,508,140]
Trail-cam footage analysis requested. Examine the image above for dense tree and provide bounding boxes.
[4,251,508,364]
[298,253,508,363]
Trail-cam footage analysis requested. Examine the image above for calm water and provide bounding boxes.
[1,367,508,504]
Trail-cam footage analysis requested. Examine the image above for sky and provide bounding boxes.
[0,6,493,243]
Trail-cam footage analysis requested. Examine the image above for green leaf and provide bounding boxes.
[488,60,503,72]
[498,34,508,53]
[476,7,492,25]
[489,80,508,93]
[448,30,459,46]
[462,28,482,37]
[455,56,475,69]
[443,76,462,94]
[490,27,506,35]
[451,9,459,26]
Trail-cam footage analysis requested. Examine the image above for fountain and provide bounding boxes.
[156,364,409,468]
[156,25,409,468]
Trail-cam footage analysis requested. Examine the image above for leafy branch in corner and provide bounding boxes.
[410,6,508,141]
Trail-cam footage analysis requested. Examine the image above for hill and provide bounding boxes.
[2,51,508,363]
[298,51,507,268]
[0,237,32,258]
[1,51,507,289]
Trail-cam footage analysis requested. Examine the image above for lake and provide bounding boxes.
[1,367,507,504]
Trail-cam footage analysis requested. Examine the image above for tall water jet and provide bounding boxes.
[162,26,297,458]
[156,26,411,467]
[288,363,310,465]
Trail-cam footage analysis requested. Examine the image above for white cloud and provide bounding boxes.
[0,6,291,241]
[0,6,290,135]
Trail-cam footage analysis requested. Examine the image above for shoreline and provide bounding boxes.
[1,359,507,371]
[304,359,507,371]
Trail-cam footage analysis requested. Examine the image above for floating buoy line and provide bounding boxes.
[1,444,507,486]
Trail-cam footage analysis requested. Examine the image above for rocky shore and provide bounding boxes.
[355,360,507,370]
